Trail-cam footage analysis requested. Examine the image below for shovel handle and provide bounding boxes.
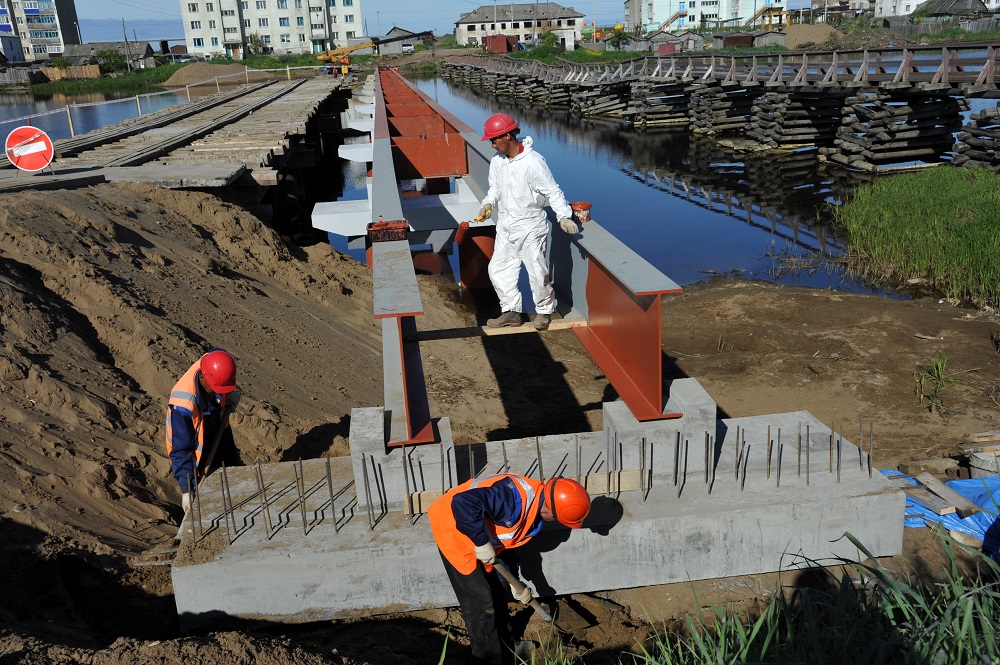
[492,560,553,622]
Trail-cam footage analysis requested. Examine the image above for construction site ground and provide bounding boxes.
[1,178,995,662]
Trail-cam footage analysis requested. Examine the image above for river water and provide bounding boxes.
[2,79,995,296]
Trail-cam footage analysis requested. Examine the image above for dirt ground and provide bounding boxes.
[0,177,997,663]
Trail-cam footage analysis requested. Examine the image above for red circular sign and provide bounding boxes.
[5,126,54,172]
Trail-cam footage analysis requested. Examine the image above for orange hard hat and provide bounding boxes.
[200,349,237,394]
[543,477,590,529]
[482,112,519,141]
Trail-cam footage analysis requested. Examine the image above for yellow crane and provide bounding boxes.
[316,31,433,63]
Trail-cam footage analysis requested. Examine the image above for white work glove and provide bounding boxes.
[559,217,578,234]
[477,204,493,221]
[511,583,533,605]
[474,543,496,565]
[181,492,191,512]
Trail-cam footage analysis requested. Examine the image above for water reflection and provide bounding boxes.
[423,78,892,295]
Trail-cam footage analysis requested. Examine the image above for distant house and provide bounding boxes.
[0,33,22,62]
[646,29,705,53]
[376,27,421,55]
[711,30,784,49]
[455,2,584,51]
[62,41,156,68]
[874,0,986,16]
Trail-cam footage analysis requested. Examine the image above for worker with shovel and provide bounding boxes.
[478,112,578,332]
[165,349,241,512]
[428,473,591,664]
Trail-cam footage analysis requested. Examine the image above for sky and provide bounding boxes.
[73,0,628,42]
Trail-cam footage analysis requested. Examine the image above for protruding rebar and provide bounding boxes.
[797,422,802,477]
[325,457,339,533]
[467,442,473,482]
[255,460,274,536]
[708,435,715,494]
[806,424,811,485]
[606,429,612,496]
[777,443,782,487]
[186,475,196,542]
[502,441,509,474]
[535,436,545,482]
[194,477,204,542]
[220,463,233,544]
[362,454,375,531]
[829,424,834,473]
[678,438,688,499]
[740,444,749,492]
[868,422,874,479]
[859,421,865,469]
[737,434,747,483]
[766,425,772,479]
[704,432,710,484]
[440,440,446,494]
[402,442,413,522]
[734,425,741,479]
[674,431,681,487]
[295,458,307,535]
[575,435,580,484]
[640,436,647,501]
[837,425,844,483]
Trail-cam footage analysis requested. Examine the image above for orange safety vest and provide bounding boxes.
[428,473,543,575]
[164,361,231,470]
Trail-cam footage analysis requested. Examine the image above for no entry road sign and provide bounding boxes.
[5,126,54,172]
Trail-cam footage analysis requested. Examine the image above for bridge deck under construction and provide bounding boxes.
[170,68,904,630]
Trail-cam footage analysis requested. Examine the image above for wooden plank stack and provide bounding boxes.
[746,90,846,149]
[825,92,968,172]
[688,83,759,136]
[623,79,692,127]
[572,81,633,119]
[953,103,1000,172]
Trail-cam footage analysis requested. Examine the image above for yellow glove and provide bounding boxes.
[476,204,492,222]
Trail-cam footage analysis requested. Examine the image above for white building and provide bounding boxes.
[628,0,785,33]
[454,2,584,50]
[0,0,80,62]
[180,0,363,59]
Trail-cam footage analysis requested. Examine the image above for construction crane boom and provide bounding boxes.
[316,30,433,63]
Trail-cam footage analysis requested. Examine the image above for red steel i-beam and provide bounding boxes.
[572,251,684,422]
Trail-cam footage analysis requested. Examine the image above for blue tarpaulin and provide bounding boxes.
[883,470,1000,557]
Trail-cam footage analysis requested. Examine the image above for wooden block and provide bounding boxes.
[897,458,959,476]
[958,441,1000,455]
[887,476,956,515]
[972,429,1000,442]
[915,472,980,518]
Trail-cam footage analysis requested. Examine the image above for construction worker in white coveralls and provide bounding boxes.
[478,113,578,332]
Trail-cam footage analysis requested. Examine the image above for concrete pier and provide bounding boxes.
[172,382,903,629]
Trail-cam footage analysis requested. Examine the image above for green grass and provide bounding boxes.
[832,166,1000,309]
[509,47,647,64]
[513,532,1000,664]
[31,63,184,94]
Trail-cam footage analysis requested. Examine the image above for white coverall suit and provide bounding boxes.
[480,137,573,315]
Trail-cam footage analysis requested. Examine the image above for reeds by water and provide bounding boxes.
[834,166,1000,309]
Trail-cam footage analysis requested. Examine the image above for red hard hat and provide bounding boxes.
[544,478,590,529]
[200,349,237,394]
[482,113,519,141]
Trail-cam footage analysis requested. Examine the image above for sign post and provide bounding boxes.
[5,126,55,174]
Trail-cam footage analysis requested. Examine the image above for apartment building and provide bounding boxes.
[454,2,584,50]
[0,0,80,62]
[180,0,362,59]
[630,0,783,33]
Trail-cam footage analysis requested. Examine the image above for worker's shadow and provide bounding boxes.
[499,496,623,601]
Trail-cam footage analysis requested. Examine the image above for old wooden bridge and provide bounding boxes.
[443,44,1000,171]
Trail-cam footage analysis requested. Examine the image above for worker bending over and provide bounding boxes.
[429,473,591,664]
[478,112,578,332]
[165,349,241,511]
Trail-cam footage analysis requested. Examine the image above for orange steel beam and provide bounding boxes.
[375,67,468,180]
[572,256,683,422]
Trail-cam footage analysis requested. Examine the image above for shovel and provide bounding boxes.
[492,559,552,622]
